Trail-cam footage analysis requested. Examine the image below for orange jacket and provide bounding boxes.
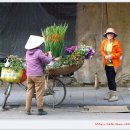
[100,39,122,68]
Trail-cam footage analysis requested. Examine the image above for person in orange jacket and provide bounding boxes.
[100,27,122,102]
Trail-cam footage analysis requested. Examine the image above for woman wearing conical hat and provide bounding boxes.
[100,28,122,102]
[25,35,52,115]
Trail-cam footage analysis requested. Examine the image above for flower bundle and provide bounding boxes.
[84,47,95,59]
[41,23,68,58]
[65,45,95,60]
[64,45,78,55]
[47,45,95,69]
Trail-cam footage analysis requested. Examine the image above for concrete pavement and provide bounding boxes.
[1,85,130,129]
[0,85,130,116]
[1,85,130,107]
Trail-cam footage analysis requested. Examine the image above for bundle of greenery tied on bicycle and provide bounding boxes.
[7,55,25,72]
[46,45,95,69]
[41,23,68,58]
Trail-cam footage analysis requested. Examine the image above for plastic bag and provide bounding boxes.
[20,69,27,83]
[1,68,23,83]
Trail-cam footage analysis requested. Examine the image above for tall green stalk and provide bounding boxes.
[41,23,68,58]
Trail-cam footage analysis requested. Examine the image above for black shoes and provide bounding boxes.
[38,109,48,115]
[26,111,31,115]
[26,109,47,115]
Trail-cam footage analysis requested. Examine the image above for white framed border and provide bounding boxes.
[0,119,130,129]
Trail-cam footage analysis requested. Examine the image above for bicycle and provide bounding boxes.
[1,70,66,110]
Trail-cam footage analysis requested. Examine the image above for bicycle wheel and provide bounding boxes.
[2,83,12,109]
[44,78,66,107]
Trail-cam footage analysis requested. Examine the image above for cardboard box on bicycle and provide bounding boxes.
[0,67,23,83]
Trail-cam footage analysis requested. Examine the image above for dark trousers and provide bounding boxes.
[105,66,117,91]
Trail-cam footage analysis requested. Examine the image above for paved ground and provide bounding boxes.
[0,85,130,129]
[0,85,130,115]
[1,85,130,107]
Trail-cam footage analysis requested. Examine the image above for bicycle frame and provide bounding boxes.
[1,74,66,109]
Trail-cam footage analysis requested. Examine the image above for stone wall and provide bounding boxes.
[75,3,130,85]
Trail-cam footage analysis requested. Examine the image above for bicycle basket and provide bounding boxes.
[46,63,83,76]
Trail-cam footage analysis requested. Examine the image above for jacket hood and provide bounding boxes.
[26,48,38,55]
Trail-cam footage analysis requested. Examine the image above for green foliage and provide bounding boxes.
[0,63,4,68]
[47,45,94,69]
[9,55,25,72]
[41,23,68,58]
